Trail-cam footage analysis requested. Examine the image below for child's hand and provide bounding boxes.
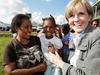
[48,42,56,54]
[48,51,64,68]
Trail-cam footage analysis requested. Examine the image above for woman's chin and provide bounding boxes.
[74,29,83,33]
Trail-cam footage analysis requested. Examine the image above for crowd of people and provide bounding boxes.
[3,0,100,75]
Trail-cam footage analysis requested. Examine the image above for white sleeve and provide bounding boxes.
[54,38,63,49]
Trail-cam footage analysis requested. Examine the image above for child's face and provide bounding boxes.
[43,20,55,38]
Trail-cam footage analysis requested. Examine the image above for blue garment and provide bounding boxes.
[45,64,62,75]
[62,32,73,54]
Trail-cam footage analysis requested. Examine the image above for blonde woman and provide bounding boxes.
[48,0,100,75]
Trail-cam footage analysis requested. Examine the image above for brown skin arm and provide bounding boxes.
[4,62,46,75]
[4,63,16,75]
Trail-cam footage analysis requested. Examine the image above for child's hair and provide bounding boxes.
[42,15,56,27]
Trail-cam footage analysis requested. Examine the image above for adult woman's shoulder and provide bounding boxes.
[89,27,100,41]
[31,35,40,40]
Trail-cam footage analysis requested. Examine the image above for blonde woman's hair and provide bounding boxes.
[65,0,93,21]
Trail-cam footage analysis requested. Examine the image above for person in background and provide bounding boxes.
[92,19,99,29]
[38,15,63,75]
[62,23,73,62]
[3,14,46,75]
[48,0,100,75]
[61,24,69,38]
[12,33,17,38]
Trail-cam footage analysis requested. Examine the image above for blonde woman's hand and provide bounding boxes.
[48,51,64,68]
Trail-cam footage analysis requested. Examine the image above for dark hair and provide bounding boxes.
[62,23,70,36]
[11,14,30,33]
[42,15,56,26]
[92,19,99,24]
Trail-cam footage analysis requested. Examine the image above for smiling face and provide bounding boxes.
[43,20,55,38]
[67,3,91,33]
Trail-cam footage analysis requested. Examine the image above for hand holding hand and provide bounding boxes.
[48,42,56,54]
[48,51,64,68]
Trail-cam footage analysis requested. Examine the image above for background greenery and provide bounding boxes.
[0,36,12,75]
